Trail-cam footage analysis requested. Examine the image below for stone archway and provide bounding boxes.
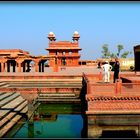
[61,57,67,66]
[22,59,34,72]
[7,60,17,72]
[30,60,35,72]
[38,59,48,72]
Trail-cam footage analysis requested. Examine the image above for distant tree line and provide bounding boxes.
[101,44,132,59]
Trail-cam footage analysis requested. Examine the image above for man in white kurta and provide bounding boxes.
[101,61,112,82]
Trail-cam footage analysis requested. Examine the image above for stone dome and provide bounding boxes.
[74,31,79,34]
[49,32,55,37]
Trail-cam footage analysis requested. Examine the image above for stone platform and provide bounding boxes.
[84,72,140,138]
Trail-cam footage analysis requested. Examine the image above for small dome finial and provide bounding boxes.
[49,32,55,37]
[72,31,80,42]
[74,31,79,35]
[48,31,56,41]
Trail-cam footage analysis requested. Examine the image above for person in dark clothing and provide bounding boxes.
[113,58,120,83]
[97,62,101,68]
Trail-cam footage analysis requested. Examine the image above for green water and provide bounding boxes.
[12,103,85,138]
[13,114,83,138]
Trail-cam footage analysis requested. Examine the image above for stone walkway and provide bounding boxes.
[0,66,135,76]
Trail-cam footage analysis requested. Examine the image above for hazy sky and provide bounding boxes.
[0,1,139,60]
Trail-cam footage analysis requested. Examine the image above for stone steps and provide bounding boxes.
[20,105,28,114]
[38,96,78,99]
[0,93,20,108]
[6,80,82,82]
[0,112,16,129]
[5,81,82,84]
[0,115,21,137]
[0,92,28,138]
[0,110,12,120]
[9,83,82,87]
[2,78,82,82]
[0,92,15,102]
[37,92,80,103]
[1,97,26,109]
[9,83,82,85]
[7,82,82,86]
[0,77,83,137]
[0,92,6,96]
[4,80,82,88]
[39,93,76,97]
[14,100,28,112]
[37,98,81,103]
[38,94,78,99]
[0,82,9,87]
[8,85,82,89]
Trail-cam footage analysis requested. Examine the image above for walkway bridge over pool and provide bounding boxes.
[83,73,140,138]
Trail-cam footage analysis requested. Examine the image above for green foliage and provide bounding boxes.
[101,44,132,58]
[101,44,111,58]
[110,53,117,58]
[120,51,129,58]
[117,44,124,57]
[130,66,134,71]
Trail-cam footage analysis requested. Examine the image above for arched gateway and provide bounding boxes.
[0,31,82,72]
[0,49,52,73]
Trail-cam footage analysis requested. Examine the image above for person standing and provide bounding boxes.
[97,61,101,68]
[113,58,120,83]
[101,61,112,83]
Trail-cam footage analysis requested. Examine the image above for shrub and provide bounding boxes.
[130,66,134,71]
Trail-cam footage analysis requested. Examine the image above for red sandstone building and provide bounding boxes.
[46,31,82,68]
[0,31,82,72]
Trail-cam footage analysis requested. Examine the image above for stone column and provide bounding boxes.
[18,62,22,72]
[27,61,30,72]
[98,71,102,80]
[13,61,16,72]
[1,62,5,72]
[115,79,122,95]
[16,59,23,73]
[34,60,39,72]
[58,58,61,66]
[23,62,26,72]
[7,61,10,72]
[39,62,41,72]
[0,59,6,72]
[42,62,44,72]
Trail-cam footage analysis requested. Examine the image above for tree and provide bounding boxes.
[120,51,130,58]
[101,44,132,58]
[101,44,111,58]
[110,53,117,58]
[117,45,124,57]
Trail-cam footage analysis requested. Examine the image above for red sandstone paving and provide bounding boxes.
[0,66,138,97]
[0,66,135,77]
[1,66,140,114]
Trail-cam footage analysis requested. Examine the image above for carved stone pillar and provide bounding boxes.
[18,62,22,72]
[1,59,6,72]
[34,60,40,72]
[16,59,23,73]
[1,62,5,72]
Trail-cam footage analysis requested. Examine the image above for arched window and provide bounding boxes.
[62,57,66,66]
[56,51,59,55]
[62,52,65,55]
[69,51,72,55]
